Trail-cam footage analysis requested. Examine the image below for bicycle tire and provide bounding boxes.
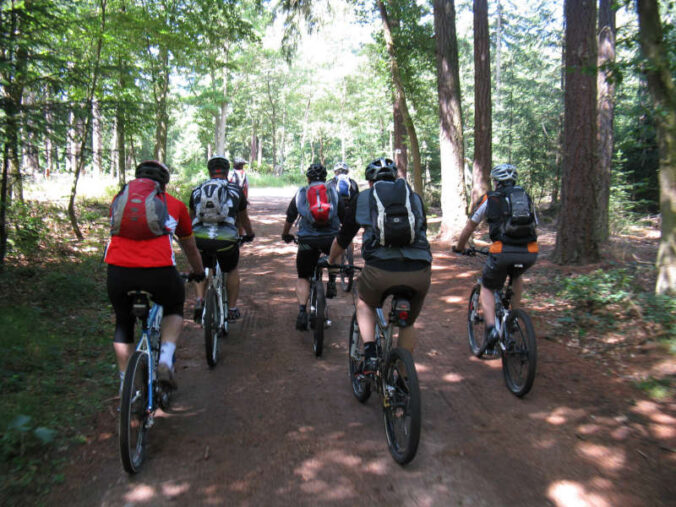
[119,351,149,474]
[313,280,325,357]
[347,312,371,402]
[221,271,229,337]
[502,308,537,397]
[467,284,486,357]
[204,287,219,368]
[340,248,354,292]
[382,347,421,465]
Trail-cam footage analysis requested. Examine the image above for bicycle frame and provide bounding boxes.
[133,300,163,422]
[204,263,227,329]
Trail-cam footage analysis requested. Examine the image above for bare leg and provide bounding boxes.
[160,314,183,344]
[356,297,376,343]
[114,342,135,373]
[226,267,240,307]
[296,278,310,306]
[511,276,524,310]
[480,283,496,328]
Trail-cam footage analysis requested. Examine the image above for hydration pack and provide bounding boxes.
[192,179,239,225]
[110,178,170,240]
[336,174,352,199]
[302,182,335,226]
[492,185,537,242]
[369,179,417,247]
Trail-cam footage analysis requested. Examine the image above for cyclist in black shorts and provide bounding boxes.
[190,155,255,322]
[281,163,348,330]
[453,163,538,353]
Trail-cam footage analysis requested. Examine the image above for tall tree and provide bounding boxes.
[434,0,466,239]
[377,0,424,195]
[472,0,492,208]
[553,0,599,264]
[637,0,676,295]
[595,0,616,242]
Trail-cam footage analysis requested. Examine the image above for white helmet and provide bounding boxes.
[233,157,248,167]
[490,164,517,183]
[334,161,349,175]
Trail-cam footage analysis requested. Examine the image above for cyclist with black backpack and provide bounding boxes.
[190,155,255,322]
[105,160,205,391]
[453,163,538,354]
[282,163,347,330]
[327,158,432,375]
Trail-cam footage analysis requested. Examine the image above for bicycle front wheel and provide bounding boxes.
[383,347,421,465]
[204,287,220,368]
[313,281,325,357]
[467,284,486,357]
[120,351,149,474]
[502,309,537,397]
[340,248,354,292]
[348,312,371,402]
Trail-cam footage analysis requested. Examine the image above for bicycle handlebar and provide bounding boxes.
[453,246,489,257]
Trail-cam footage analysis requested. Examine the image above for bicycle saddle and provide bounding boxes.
[380,286,416,328]
[127,290,153,318]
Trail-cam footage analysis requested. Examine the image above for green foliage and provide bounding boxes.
[6,201,48,257]
[560,268,634,309]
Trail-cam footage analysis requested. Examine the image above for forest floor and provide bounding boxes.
[8,186,676,505]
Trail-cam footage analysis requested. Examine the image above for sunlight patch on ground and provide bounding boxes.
[161,481,191,498]
[442,372,463,383]
[577,442,626,472]
[532,407,587,426]
[125,484,156,502]
[363,458,389,475]
[443,295,464,304]
[547,480,610,507]
[415,362,430,373]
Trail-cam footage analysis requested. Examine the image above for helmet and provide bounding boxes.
[233,157,247,167]
[334,161,349,175]
[490,164,517,184]
[207,155,230,177]
[135,160,170,186]
[365,158,397,182]
[306,163,327,182]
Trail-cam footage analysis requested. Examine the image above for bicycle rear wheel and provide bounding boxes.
[347,312,371,402]
[340,248,354,292]
[204,287,220,368]
[467,284,486,357]
[120,351,149,474]
[502,309,537,397]
[312,281,325,357]
[383,347,421,465]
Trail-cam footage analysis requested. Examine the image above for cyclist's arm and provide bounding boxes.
[238,208,254,236]
[178,235,205,275]
[282,196,298,236]
[454,219,478,252]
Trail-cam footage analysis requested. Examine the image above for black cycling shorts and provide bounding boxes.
[296,236,334,279]
[107,264,185,344]
[482,251,537,291]
[195,237,240,273]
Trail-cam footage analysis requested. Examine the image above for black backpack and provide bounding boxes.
[489,185,537,243]
[369,179,418,248]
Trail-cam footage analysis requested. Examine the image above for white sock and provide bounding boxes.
[159,342,176,367]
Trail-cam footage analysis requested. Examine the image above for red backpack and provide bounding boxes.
[110,178,170,240]
[306,183,332,226]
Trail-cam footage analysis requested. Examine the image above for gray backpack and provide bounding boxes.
[192,179,238,225]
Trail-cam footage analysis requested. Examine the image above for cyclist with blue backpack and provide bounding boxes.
[453,163,538,354]
[282,163,349,330]
[327,161,359,202]
[190,155,255,323]
[327,158,432,375]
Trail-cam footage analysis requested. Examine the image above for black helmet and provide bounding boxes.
[306,163,327,182]
[365,158,397,182]
[207,155,230,177]
[136,160,170,186]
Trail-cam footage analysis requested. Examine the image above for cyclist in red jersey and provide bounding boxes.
[105,160,205,391]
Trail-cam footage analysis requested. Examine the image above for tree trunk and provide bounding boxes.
[495,0,503,113]
[434,0,467,240]
[553,0,599,264]
[215,55,229,155]
[153,45,170,161]
[250,120,257,167]
[0,144,9,269]
[299,95,312,173]
[92,98,103,176]
[266,78,278,170]
[377,0,423,195]
[637,0,676,295]
[472,0,492,209]
[393,93,408,180]
[595,0,616,242]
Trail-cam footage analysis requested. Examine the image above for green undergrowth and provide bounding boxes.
[539,265,675,400]
[0,200,113,504]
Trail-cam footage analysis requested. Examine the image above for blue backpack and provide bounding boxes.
[336,174,351,198]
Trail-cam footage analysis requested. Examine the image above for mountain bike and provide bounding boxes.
[463,247,537,397]
[119,280,185,474]
[199,236,252,368]
[307,259,329,357]
[344,266,421,465]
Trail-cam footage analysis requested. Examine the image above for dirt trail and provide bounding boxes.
[49,189,674,506]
